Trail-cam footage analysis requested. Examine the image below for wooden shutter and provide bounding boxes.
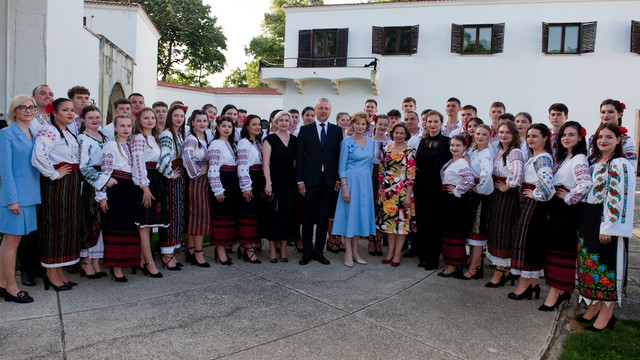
[451,24,463,54]
[410,25,419,54]
[298,30,312,67]
[541,22,549,53]
[631,21,640,54]
[336,28,349,67]
[491,23,505,54]
[372,26,384,54]
[579,21,597,53]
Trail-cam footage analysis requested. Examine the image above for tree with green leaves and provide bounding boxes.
[223,0,323,88]
[110,0,227,86]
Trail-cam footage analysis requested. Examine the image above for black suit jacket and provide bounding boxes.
[296,121,343,187]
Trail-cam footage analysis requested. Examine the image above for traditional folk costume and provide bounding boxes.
[237,138,267,244]
[182,134,211,235]
[487,148,524,267]
[440,158,475,266]
[208,139,239,246]
[578,158,635,306]
[466,147,495,247]
[131,133,169,228]
[588,134,637,172]
[31,125,82,267]
[376,144,416,235]
[78,133,110,260]
[511,153,555,278]
[546,154,591,291]
[158,130,185,254]
[97,141,141,267]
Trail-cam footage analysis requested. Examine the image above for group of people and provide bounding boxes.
[0,87,634,333]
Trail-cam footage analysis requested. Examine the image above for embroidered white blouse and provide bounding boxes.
[468,147,495,195]
[493,148,525,188]
[440,158,475,198]
[182,134,209,179]
[78,133,110,191]
[523,153,555,202]
[29,112,50,135]
[31,125,79,180]
[131,133,161,188]
[552,154,592,205]
[158,129,184,178]
[208,139,236,196]
[236,138,263,192]
[95,141,132,201]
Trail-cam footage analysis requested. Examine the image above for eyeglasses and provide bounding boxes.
[16,105,37,112]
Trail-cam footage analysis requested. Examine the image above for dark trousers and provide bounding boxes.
[302,182,333,258]
[17,230,42,276]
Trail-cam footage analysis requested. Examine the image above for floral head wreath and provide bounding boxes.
[620,102,626,110]
[45,103,54,114]
[580,127,587,137]
[619,126,628,136]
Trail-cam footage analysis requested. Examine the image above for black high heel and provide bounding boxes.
[110,268,128,283]
[586,315,616,332]
[214,251,232,266]
[485,268,518,288]
[455,266,483,280]
[43,276,72,292]
[80,261,100,279]
[508,284,541,300]
[539,291,571,311]
[161,254,182,271]
[193,250,210,268]
[144,262,164,278]
[185,247,196,264]
[238,245,262,264]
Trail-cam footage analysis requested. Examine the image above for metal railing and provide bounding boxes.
[259,57,378,70]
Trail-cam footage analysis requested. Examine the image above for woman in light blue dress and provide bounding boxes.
[332,112,376,267]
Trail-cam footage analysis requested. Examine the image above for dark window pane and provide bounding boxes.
[463,28,476,53]
[564,25,579,53]
[314,32,324,56]
[478,27,492,53]
[327,32,337,55]
[384,29,397,54]
[547,26,562,53]
[398,28,411,54]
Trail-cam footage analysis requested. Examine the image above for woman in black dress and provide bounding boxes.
[263,111,298,263]
[413,110,452,270]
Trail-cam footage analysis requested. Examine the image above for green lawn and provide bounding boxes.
[560,316,640,360]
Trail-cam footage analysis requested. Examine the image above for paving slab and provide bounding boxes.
[0,315,63,360]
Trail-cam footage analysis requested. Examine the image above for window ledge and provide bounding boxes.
[261,67,379,95]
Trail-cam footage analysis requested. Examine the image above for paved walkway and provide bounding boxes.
[2,187,639,360]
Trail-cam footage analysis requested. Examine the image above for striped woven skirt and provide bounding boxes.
[238,166,267,244]
[466,191,491,247]
[440,188,468,266]
[80,174,102,250]
[545,192,579,291]
[187,168,211,235]
[511,184,551,278]
[103,170,141,267]
[40,164,82,267]
[487,177,520,266]
[134,163,169,228]
[158,159,185,250]
[210,165,239,246]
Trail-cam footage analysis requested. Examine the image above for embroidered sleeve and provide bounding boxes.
[405,148,416,187]
[130,135,149,187]
[600,159,635,237]
[454,166,475,197]
[182,136,202,179]
[565,160,592,205]
[532,154,555,201]
[158,131,175,179]
[208,143,224,196]
[505,149,524,188]
[31,128,59,180]
[476,151,494,195]
[237,140,252,192]
[95,149,115,202]
[622,136,637,172]
[78,137,110,191]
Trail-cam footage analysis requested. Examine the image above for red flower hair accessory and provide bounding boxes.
[371,114,377,122]
[216,116,220,121]
[547,129,552,139]
[464,136,469,146]
[45,103,54,114]
[620,102,626,110]
[133,111,138,117]
[242,117,248,124]
[183,105,189,112]
[580,127,587,137]
[619,126,628,136]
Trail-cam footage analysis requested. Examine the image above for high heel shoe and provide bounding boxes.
[485,269,518,287]
[80,261,100,279]
[161,254,182,271]
[508,284,541,300]
[43,276,72,292]
[185,247,196,264]
[539,291,571,311]
[455,266,483,280]
[586,315,616,332]
[110,268,128,283]
[577,310,600,323]
[437,266,463,278]
[238,245,262,264]
[214,251,232,266]
[144,262,163,278]
[368,240,376,256]
[381,259,391,264]
[193,250,211,267]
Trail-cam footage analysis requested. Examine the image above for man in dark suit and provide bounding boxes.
[296,98,343,265]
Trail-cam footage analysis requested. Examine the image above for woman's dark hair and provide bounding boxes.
[588,123,625,164]
[214,115,236,151]
[515,112,532,125]
[498,113,515,122]
[240,114,262,143]
[374,114,389,124]
[79,105,104,137]
[390,122,411,141]
[526,123,552,155]
[466,117,484,144]
[301,106,314,117]
[556,121,587,164]
[51,98,75,144]
[202,104,216,112]
[221,104,237,118]
[165,104,186,153]
[600,99,624,126]
[450,134,468,149]
[498,120,521,165]
[188,110,209,148]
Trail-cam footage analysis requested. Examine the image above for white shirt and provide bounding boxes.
[78,133,110,191]
[440,158,475,198]
[29,112,50,135]
[131,133,161,187]
[31,125,79,180]
[493,148,525,188]
[158,130,184,179]
[102,122,115,142]
[237,138,263,192]
[523,153,555,201]
[95,141,132,201]
[182,134,209,179]
[207,139,236,196]
[407,132,422,150]
[552,153,591,205]
[468,147,494,195]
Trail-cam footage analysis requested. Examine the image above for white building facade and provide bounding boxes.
[261,0,640,141]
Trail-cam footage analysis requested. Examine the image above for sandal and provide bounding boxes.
[326,236,340,254]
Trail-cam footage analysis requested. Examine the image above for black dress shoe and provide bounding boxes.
[316,255,331,265]
[0,286,6,298]
[299,256,312,265]
[21,272,36,287]
[4,290,34,303]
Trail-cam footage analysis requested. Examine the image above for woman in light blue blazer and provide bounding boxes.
[0,95,41,303]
